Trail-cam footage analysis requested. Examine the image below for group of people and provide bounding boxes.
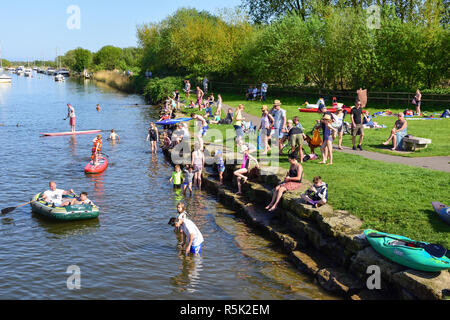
[245,83,268,101]
[41,181,93,207]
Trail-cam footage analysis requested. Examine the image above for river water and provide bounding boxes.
[0,74,336,299]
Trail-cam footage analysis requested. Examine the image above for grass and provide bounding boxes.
[219,93,450,158]
[177,104,450,248]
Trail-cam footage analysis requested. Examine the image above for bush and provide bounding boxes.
[143,77,184,104]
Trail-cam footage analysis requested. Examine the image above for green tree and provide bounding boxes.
[73,48,92,72]
[93,46,123,70]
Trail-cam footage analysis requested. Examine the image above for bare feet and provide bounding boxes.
[236,192,242,195]
[338,146,343,150]
[318,161,326,164]
[268,206,277,212]
[391,148,396,151]
[265,204,273,210]
[326,163,333,165]
[243,177,248,183]
[383,141,389,146]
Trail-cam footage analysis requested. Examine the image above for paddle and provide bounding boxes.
[1,200,36,215]
[367,232,448,258]
[101,152,110,158]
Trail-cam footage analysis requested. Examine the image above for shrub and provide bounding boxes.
[143,77,184,104]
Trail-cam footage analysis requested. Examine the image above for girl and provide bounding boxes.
[91,135,102,166]
[233,145,259,195]
[413,89,422,116]
[216,94,223,115]
[333,107,345,150]
[259,105,274,154]
[215,150,225,185]
[146,122,159,154]
[182,165,197,196]
[234,104,245,146]
[265,153,303,212]
[319,115,337,165]
[191,145,205,190]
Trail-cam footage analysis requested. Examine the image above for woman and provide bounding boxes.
[289,116,305,162]
[333,107,345,150]
[216,94,223,115]
[234,104,245,146]
[383,112,407,151]
[191,144,205,190]
[233,145,259,195]
[259,105,274,154]
[319,114,337,165]
[265,153,303,212]
[413,89,422,115]
[146,122,159,154]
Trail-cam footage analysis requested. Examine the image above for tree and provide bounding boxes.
[93,46,123,70]
[73,48,92,72]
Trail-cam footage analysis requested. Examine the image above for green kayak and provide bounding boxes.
[364,229,450,272]
[30,193,100,221]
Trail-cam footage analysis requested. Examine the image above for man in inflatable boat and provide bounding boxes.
[41,181,76,207]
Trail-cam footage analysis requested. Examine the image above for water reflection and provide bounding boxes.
[69,135,77,156]
[30,212,100,238]
[85,172,105,203]
[171,247,203,294]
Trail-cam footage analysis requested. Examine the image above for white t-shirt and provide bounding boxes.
[181,218,204,247]
[68,106,75,118]
[43,189,65,205]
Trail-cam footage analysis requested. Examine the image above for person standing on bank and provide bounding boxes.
[271,100,287,155]
[351,100,364,151]
[66,104,76,133]
[412,89,422,116]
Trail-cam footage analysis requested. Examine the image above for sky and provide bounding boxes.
[0,0,242,61]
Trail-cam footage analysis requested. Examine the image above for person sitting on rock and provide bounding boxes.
[301,176,328,208]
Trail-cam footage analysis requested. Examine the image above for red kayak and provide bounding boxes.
[84,157,108,174]
[41,130,102,137]
[298,107,352,113]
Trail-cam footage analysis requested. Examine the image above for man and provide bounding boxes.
[202,76,208,94]
[67,104,76,133]
[41,181,74,207]
[170,216,204,255]
[184,80,191,99]
[351,99,364,150]
[196,86,204,107]
[191,113,208,150]
[260,82,268,101]
[271,100,287,155]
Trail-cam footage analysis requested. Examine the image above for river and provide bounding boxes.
[0,73,337,299]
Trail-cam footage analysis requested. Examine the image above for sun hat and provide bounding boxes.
[273,100,281,106]
[322,114,332,121]
[336,105,343,111]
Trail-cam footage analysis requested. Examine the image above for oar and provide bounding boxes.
[368,232,447,258]
[2,200,37,215]
[101,152,110,158]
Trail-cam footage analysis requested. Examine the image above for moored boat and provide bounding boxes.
[30,193,100,221]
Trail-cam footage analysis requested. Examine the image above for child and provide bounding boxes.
[109,129,119,141]
[169,165,184,189]
[182,165,197,196]
[176,202,188,221]
[215,150,225,185]
[70,192,93,206]
[210,111,222,124]
[91,134,102,166]
[301,176,328,208]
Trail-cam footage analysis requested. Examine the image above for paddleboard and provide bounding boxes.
[432,202,450,225]
[40,130,102,137]
[84,156,108,174]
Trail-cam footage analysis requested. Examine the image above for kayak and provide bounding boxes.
[298,107,352,113]
[432,202,450,225]
[364,229,450,272]
[84,156,108,174]
[30,193,99,221]
[155,117,192,125]
[40,130,102,136]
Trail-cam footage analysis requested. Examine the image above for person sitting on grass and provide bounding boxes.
[301,176,328,208]
[265,153,303,212]
[220,108,234,125]
[70,192,93,206]
[383,112,407,151]
[169,165,184,189]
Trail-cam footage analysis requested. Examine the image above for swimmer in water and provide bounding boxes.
[96,104,101,112]
[109,129,119,141]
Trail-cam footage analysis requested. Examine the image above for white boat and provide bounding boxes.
[56,68,70,77]
[16,66,25,75]
[46,68,55,75]
[54,73,65,82]
[24,68,32,77]
[0,73,12,83]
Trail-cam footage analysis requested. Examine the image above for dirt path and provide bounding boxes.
[222,103,450,172]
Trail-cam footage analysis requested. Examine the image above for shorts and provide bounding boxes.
[234,125,244,138]
[218,164,225,173]
[70,117,76,126]
[201,125,209,136]
[262,128,271,137]
[337,125,343,133]
[351,124,364,136]
[290,134,304,148]
[193,164,203,171]
[274,127,284,139]
[173,184,181,189]
[190,243,203,254]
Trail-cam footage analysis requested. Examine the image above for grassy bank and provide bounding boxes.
[219,93,450,158]
[93,70,134,93]
[180,106,450,248]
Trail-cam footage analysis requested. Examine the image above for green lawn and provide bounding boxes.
[179,105,450,248]
[219,93,450,158]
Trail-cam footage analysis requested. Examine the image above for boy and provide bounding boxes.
[109,129,119,141]
[169,216,204,255]
[301,176,328,208]
[169,165,184,189]
[70,192,93,205]
[182,165,197,196]
[215,150,225,185]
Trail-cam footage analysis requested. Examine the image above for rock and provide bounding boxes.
[289,251,321,276]
[392,269,450,300]
[351,289,396,300]
[316,268,364,296]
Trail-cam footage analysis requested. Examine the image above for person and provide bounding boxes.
[207,93,215,106]
[146,122,159,154]
[221,108,233,125]
[191,113,208,150]
[170,215,204,255]
[182,165,197,196]
[259,105,274,154]
[383,112,407,151]
[96,104,101,112]
[234,105,245,146]
[184,80,191,98]
[271,100,287,155]
[109,129,119,141]
[317,98,325,110]
[351,99,364,150]
[319,114,337,165]
[161,132,172,150]
[216,94,223,115]
[67,103,76,132]
[210,111,222,124]
[204,103,213,118]
[215,149,225,185]
[41,181,75,207]
[301,176,328,208]
[91,135,102,166]
[333,106,345,150]
[191,144,205,190]
[169,165,184,189]
[69,192,93,206]
[289,116,306,162]
[196,86,204,107]
[174,90,180,109]
[246,86,253,100]
[412,89,422,115]
[265,153,303,212]
[233,145,259,195]
[187,100,195,108]
[202,76,208,93]
[260,82,268,101]
[252,86,258,100]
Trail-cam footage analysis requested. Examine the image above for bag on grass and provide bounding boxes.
[311,128,322,147]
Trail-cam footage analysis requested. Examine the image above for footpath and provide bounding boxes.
[222,103,450,172]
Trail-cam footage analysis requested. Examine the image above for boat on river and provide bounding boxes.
[30,193,100,221]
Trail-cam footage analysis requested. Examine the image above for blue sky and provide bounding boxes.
[0,0,242,61]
